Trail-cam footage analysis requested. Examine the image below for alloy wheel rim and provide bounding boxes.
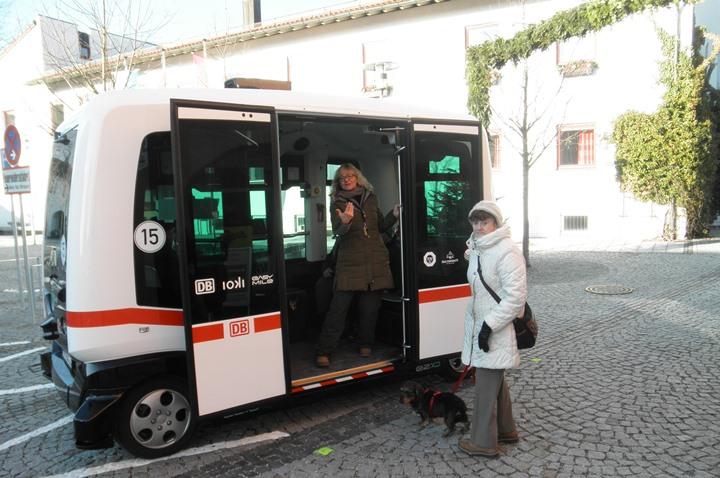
[129,388,191,449]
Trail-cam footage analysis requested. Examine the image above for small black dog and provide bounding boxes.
[400,380,469,437]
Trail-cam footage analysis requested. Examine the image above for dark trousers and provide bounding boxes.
[470,368,516,449]
[316,290,381,355]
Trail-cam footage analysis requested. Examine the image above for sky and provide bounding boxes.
[4,0,357,45]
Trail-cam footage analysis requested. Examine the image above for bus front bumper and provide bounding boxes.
[45,341,121,449]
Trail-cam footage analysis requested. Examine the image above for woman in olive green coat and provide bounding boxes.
[315,163,398,368]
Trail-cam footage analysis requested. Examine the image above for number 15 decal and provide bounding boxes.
[134,220,167,253]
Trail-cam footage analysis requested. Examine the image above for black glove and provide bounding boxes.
[477,322,492,353]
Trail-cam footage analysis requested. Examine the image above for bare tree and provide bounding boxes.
[38,0,168,99]
[489,53,568,267]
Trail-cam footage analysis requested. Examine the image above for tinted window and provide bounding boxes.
[133,132,181,308]
[177,117,277,323]
[44,128,77,313]
[415,133,479,289]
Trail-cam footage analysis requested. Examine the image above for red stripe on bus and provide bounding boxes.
[66,308,184,328]
[192,323,224,343]
[291,365,396,394]
[254,313,281,333]
[418,284,471,304]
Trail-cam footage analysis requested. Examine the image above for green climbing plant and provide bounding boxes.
[466,0,697,126]
[613,28,720,239]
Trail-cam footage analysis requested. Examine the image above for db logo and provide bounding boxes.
[194,278,215,295]
[230,319,250,337]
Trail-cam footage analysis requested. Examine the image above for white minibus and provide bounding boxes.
[40,89,492,458]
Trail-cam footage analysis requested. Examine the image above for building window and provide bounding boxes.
[558,126,595,167]
[3,111,15,128]
[294,215,305,232]
[78,32,90,59]
[488,134,500,169]
[362,40,398,98]
[557,33,597,77]
[465,23,502,49]
[466,24,506,84]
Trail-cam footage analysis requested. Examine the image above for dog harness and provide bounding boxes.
[426,390,442,415]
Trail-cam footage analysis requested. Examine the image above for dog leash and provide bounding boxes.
[451,365,475,394]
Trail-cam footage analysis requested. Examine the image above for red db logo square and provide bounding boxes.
[229,320,250,337]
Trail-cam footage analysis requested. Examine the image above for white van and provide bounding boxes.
[40,89,492,458]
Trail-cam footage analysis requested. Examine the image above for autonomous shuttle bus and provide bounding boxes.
[40,89,492,458]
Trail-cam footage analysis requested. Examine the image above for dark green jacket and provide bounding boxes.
[331,190,396,291]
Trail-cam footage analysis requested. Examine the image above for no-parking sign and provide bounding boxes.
[2,125,30,194]
[3,125,21,168]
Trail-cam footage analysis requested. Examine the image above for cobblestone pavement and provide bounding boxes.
[0,238,719,477]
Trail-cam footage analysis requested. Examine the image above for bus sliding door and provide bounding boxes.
[411,123,482,361]
[170,100,286,417]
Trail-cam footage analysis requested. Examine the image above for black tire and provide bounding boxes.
[441,356,466,382]
[114,376,196,458]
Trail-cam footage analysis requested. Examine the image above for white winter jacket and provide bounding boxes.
[461,224,527,369]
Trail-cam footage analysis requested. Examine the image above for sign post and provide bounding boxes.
[18,195,35,321]
[3,125,35,321]
[10,196,25,308]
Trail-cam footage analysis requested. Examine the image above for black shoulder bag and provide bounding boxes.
[477,257,538,349]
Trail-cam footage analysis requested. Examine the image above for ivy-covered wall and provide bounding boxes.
[466,0,698,126]
[613,29,720,238]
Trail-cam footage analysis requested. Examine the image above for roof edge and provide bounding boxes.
[31,0,451,85]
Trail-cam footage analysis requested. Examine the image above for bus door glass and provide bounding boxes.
[171,101,285,417]
[411,123,481,360]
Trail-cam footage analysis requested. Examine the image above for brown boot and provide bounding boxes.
[458,438,498,457]
[498,431,519,444]
[315,355,330,368]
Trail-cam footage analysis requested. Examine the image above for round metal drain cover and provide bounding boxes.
[585,285,634,295]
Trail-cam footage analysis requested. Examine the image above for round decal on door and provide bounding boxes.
[134,221,166,253]
[423,251,437,267]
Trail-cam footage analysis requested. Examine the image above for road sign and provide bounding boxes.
[3,125,21,168]
[3,166,31,194]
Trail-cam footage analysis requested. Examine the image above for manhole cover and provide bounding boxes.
[585,285,634,295]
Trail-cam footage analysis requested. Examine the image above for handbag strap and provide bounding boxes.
[477,256,501,304]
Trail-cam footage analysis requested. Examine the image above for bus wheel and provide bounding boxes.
[114,376,196,458]
[441,356,466,382]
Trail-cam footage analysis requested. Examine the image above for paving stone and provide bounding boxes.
[2,248,720,477]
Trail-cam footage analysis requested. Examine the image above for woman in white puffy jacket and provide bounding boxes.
[458,200,527,458]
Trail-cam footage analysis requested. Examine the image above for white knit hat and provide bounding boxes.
[468,200,504,225]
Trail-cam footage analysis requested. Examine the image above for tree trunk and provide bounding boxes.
[663,200,677,241]
[523,151,530,266]
[685,204,703,239]
[521,62,530,267]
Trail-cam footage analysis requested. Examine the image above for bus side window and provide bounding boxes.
[414,135,479,289]
[133,132,181,308]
